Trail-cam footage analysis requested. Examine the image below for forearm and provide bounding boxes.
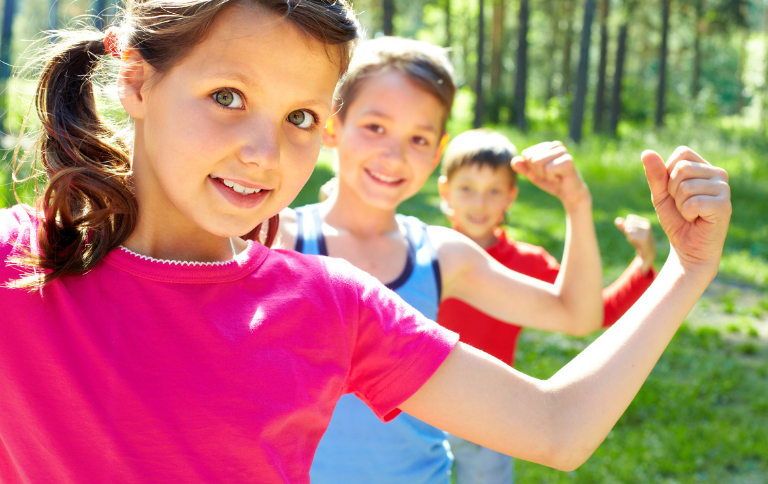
[543,251,711,469]
[555,198,604,335]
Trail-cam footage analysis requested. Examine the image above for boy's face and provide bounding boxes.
[323,70,448,210]
[438,164,518,241]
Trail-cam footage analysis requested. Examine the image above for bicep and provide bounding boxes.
[399,342,558,466]
[439,240,569,331]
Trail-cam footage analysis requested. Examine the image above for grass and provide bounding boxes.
[2,100,767,483]
[512,325,768,483]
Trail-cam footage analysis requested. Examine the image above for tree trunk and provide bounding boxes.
[383,0,394,35]
[490,0,504,93]
[474,0,485,128]
[763,2,768,131]
[656,0,670,128]
[445,0,452,48]
[561,0,576,96]
[0,0,17,132]
[609,22,628,137]
[514,0,528,131]
[593,0,610,132]
[692,0,704,99]
[736,25,747,114]
[569,0,596,143]
[544,0,559,103]
[95,0,109,31]
[489,0,505,122]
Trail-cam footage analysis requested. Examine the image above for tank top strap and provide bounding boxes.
[394,215,442,314]
[293,204,327,256]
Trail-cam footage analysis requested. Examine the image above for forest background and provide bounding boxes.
[0,0,767,482]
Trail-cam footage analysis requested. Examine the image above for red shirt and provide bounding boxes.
[437,229,655,366]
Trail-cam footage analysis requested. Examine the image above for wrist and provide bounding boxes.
[562,192,593,213]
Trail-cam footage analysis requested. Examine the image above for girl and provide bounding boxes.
[0,3,730,484]
[282,38,730,483]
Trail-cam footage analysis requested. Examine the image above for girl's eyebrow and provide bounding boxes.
[362,109,439,134]
[201,72,256,89]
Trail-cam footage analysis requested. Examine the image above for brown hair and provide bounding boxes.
[333,36,456,131]
[12,0,360,288]
[440,129,518,185]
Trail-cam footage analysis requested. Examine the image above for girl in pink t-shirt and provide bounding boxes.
[0,0,731,482]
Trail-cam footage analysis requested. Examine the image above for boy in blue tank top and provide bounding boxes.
[278,36,606,484]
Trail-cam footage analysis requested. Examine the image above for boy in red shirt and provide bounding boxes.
[437,128,657,483]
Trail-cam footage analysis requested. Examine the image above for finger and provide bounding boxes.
[527,147,570,180]
[642,150,669,208]
[511,156,533,177]
[614,217,626,232]
[674,178,731,222]
[668,161,728,200]
[520,141,563,159]
[666,146,709,176]
[679,191,732,224]
[625,214,650,226]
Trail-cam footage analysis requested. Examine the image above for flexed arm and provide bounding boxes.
[402,147,731,470]
[438,141,604,335]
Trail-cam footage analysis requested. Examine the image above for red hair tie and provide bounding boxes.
[103,28,122,59]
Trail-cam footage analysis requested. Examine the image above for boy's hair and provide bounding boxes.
[334,36,456,131]
[441,129,518,185]
[13,0,360,288]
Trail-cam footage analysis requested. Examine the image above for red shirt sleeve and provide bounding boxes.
[601,257,656,327]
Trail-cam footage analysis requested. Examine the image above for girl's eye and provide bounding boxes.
[366,124,384,134]
[213,89,244,109]
[287,110,315,129]
[413,136,429,146]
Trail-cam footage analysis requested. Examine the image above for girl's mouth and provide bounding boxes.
[209,175,270,209]
[365,168,405,186]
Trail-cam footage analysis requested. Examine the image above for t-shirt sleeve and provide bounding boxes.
[602,257,656,326]
[341,269,458,423]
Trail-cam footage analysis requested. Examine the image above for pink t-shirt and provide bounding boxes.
[0,205,458,483]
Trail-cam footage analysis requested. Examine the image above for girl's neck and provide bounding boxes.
[323,181,400,238]
[124,215,246,263]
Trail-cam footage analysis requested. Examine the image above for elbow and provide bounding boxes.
[535,432,594,472]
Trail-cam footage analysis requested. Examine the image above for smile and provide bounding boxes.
[365,168,404,186]
[210,175,263,195]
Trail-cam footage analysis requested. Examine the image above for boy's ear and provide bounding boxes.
[322,116,340,148]
[432,133,450,167]
[506,184,519,210]
[118,49,152,120]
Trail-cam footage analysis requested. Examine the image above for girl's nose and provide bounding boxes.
[238,120,280,170]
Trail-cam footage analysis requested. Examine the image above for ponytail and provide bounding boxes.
[12,31,137,288]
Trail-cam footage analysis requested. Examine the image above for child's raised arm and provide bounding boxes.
[433,141,604,336]
[402,147,731,470]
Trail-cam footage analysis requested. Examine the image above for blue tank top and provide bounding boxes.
[294,204,452,484]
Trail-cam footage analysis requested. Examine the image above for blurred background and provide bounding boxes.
[0,1,766,482]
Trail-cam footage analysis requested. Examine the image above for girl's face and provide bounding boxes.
[324,71,447,211]
[123,5,340,242]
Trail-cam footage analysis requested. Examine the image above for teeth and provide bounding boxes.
[212,176,262,195]
[369,170,400,184]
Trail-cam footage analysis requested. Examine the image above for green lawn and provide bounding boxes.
[2,115,767,483]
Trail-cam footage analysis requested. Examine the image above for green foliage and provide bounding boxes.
[514,324,768,483]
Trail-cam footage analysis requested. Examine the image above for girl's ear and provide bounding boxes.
[322,116,340,148]
[118,50,153,120]
[437,175,450,202]
[432,133,450,167]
